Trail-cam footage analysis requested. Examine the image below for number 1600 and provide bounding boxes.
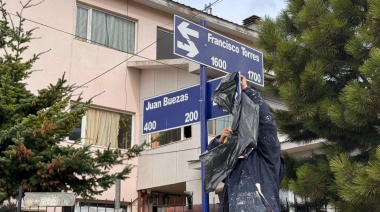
[211,57,227,70]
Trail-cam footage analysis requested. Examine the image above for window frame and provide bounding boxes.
[118,113,135,149]
[75,4,137,53]
[68,107,135,149]
[207,115,233,136]
[149,125,192,148]
[67,111,86,144]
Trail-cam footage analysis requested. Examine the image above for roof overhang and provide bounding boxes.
[127,58,227,79]
[130,0,258,41]
[127,58,189,70]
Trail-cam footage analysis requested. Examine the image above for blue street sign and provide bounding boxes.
[142,78,228,135]
[174,15,264,87]
[206,78,229,120]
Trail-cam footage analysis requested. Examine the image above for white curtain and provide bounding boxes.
[91,10,135,53]
[85,108,120,148]
[91,10,108,46]
[75,6,88,39]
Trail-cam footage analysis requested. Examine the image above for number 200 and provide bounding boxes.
[185,111,198,123]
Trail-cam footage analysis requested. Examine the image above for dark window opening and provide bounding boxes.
[160,128,181,145]
[118,114,132,149]
[184,125,192,138]
[156,28,181,60]
[69,121,82,141]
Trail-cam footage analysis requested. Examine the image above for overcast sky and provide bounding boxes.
[174,0,288,25]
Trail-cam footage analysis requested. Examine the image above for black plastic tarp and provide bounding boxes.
[199,72,259,193]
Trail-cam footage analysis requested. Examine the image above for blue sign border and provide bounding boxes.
[142,77,231,135]
[174,15,264,87]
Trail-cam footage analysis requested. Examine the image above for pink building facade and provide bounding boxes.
[5,0,323,211]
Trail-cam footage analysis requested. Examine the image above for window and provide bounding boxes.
[68,115,85,141]
[75,5,136,53]
[68,106,86,141]
[207,115,233,136]
[69,108,133,149]
[118,114,132,149]
[150,126,191,148]
[156,28,181,60]
[65,201,130,212]
[159,128,181,145]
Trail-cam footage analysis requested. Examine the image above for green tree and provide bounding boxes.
[257,0,380,210]
[0,0,145,203]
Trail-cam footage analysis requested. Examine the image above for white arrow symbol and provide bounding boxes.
[178,22,199,40]
[177,40,199,57]
[177,21,199,58]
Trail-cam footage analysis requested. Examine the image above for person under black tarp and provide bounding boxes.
[200,73,285,212]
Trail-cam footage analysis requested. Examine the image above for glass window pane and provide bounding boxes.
[75,6,88,40]
[156,29,180,59]
[160,128,181,145]
[85,109,120,148]
[125,20,135,53]
[69,106,84,141]
[106,15,135,53]
[118,114,133,149]
[91,9,135,53]
[215,116,233,135]
[207,120,215,135]
[69,121,82,141]
[91,10,108,46]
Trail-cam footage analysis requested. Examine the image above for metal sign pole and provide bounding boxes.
[172,15,264,212]
[200,19,210,212]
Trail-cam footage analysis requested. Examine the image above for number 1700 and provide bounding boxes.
[247,70,261,83]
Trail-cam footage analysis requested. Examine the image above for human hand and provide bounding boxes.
[218,127,232,143]
[241,75,248,90]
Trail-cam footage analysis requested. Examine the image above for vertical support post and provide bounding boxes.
[17,185,22,212]
[200,19,210,212]
[115,179,121,211]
